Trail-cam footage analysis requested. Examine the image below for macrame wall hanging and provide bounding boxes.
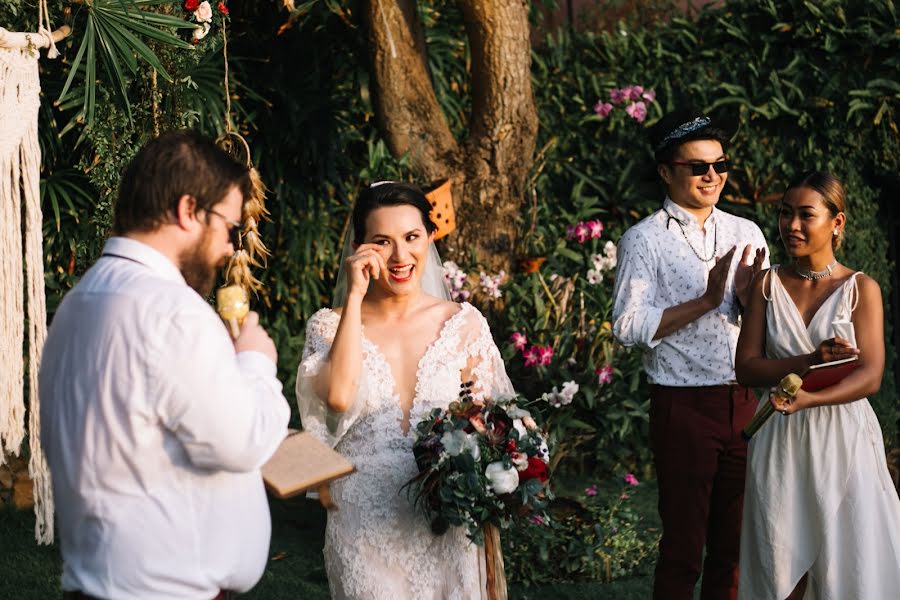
[0,2,70,544]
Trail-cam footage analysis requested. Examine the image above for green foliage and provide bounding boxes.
[504,477,658,586]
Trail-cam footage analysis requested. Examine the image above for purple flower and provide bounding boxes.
[587,220,604,239]
[585,484,598,497]
[642,88,656,103]
[596,364,613,385]
[609,88,627,104]
[624,473,639,486]
[593,101,613,118]
[510,332,527,351]
[627,85,644,101]
[625,101,647,123]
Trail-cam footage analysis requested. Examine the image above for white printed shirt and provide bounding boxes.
[612,198,769,386]
[39,237,290,599]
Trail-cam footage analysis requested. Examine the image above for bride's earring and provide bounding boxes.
[833,229,839,236]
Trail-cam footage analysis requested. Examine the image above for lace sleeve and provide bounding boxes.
[295,309,367,448]
[458,305,516,400]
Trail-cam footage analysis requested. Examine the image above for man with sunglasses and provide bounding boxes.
[39,131,290,599]
[612,109,769,600]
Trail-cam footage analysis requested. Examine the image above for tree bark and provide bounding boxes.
[365,0,538,272]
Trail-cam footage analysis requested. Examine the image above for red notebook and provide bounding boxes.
[802,357,860,392]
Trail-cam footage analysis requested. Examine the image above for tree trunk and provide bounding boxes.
[365,0,538,272]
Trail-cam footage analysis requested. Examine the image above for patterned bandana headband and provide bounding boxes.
[655,116,711,152]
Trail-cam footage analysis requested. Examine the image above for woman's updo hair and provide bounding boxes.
[785,171,847,249]
[352,182,437,245]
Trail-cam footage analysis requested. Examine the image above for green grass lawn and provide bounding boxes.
[1,482,658,599]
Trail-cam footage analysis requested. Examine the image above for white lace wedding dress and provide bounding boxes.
[296,302,514,600]
[739,267,900,599]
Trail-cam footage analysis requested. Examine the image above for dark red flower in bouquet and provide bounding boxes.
[217,1,229,14]
[519,457,549,483]
[506,439,517,452]
[468,414,487,435]
[183,0,200,11]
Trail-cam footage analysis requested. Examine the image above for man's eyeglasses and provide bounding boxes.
[205,208,242,247]
[670,159,728,177]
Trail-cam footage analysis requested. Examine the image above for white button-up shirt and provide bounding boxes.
[39,237,290,599]
[612,198,768,386]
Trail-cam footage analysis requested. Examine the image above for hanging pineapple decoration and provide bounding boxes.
[213,12,270,338]
[215,132,270,338]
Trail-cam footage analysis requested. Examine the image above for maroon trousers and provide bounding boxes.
[649,384,757,600]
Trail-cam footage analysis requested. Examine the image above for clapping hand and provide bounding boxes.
[735,245,767,309]
[703,246,737,308]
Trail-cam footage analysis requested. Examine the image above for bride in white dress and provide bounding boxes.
[735,171,900,599]
[296,182,513,599]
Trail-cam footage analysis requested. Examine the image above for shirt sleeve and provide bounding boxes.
[295,309,367,448]
[612,227,665,349]
[157,302,290,473]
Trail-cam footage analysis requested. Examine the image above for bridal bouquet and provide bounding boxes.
[406,383,551,544]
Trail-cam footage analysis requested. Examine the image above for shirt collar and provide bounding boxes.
[101,237,186,284]
[662,197,718,230]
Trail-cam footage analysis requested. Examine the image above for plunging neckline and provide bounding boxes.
[773,268,854,331]
[347,302,467,436]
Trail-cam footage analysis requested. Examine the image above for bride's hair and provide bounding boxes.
[786,171,847,249]
[352,182,437,244]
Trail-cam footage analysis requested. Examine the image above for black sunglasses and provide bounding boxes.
[205,208,242,247]
[670,159,729,177]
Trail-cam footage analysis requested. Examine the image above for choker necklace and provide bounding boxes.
[794,259,837,281]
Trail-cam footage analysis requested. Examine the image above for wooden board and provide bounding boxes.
[261,431,355,499]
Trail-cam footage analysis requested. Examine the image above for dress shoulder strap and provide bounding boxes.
[761,265,779,302]
[843,271,863,314]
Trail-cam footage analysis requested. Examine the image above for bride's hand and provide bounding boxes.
[345,244,387,301]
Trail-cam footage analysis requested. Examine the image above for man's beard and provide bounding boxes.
[180,233,219,297]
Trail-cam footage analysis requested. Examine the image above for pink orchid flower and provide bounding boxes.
[537,345,554,366]
[510,332,527,351]
[628,85,644,101]
[624,473,639,486]
[523,346,540,367]
[593,101,613,118]
[596,365,613,385]
[642,88,656,103]
[585,484,598,497]
[609,88,627,104]
[587,220,604,239]
[625,101,647,123]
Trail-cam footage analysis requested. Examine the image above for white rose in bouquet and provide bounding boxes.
[192,22,211,41]
[485,461,519,494]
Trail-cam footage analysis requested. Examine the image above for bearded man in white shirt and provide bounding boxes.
[39,131,290,600]
[612,109,768,600]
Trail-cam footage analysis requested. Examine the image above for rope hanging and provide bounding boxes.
[216,13,270,293]
[0,2,70,545]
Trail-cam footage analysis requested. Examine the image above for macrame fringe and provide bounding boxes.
[0,46,54,544]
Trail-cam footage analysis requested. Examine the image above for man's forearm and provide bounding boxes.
[652,295,716,341]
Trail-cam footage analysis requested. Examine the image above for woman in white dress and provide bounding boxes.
[735,171,900,599]
[296,182,513,600]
